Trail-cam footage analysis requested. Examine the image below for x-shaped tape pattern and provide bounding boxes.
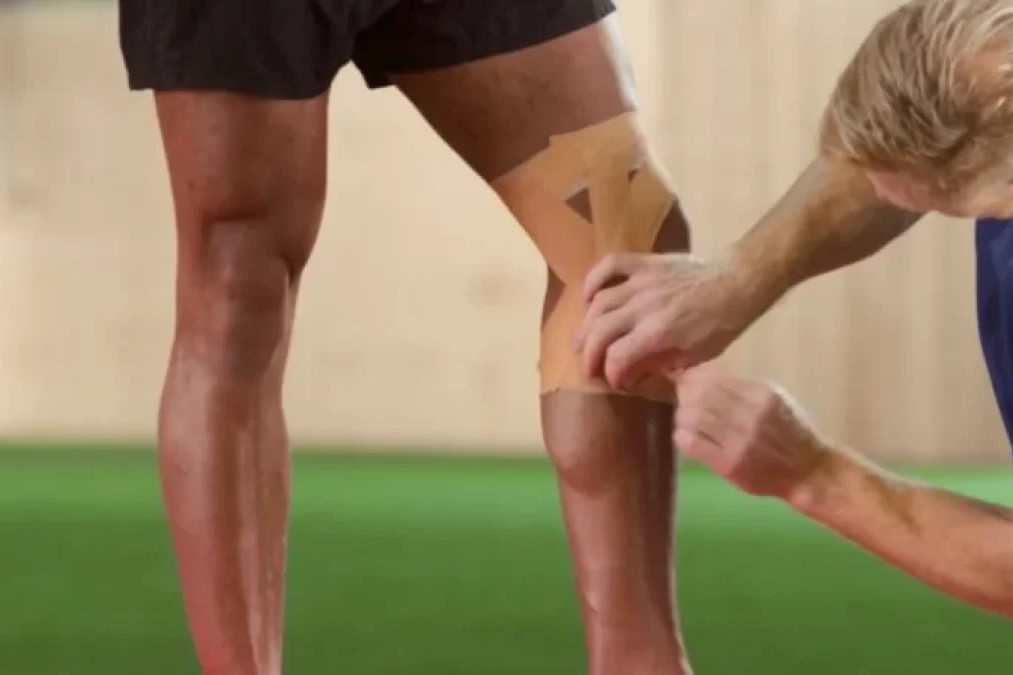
[493,113,675,402]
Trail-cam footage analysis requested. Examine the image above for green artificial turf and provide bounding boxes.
[0,447,1010,674]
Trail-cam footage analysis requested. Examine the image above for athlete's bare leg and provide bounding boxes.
[394,17,692,675]
[155,91,329,675]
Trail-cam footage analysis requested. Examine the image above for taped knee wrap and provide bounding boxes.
[492,112,675,402]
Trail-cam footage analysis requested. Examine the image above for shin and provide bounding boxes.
[543,391,685,674]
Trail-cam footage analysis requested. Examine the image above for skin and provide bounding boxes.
[155,18,692,675]
[156,92,328,675]
[674,365,1013,620]
[866,169,1013,219]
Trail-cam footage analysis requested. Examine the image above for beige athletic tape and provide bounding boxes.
[491,112,676,403]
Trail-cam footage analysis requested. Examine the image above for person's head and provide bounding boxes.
[820,0,1013,217]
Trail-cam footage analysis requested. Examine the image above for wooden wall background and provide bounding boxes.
[0,1,1005,462]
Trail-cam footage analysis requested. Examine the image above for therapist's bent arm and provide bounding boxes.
[792,450,1013,619]
[675,366,1013,620]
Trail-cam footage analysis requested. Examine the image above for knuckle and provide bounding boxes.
[589,323,613,349]
[759,389,783,416]
[605,349,631,375]
[598,252,619,271]
[588,291,608,315]
[676,407,704,432]
[627,285,656,309]
[673,429,700,454]
[682,438,704,457]
[641,318,670,348]
[603,284,624,305]
[584,327,607,355]
[601,252,632,276]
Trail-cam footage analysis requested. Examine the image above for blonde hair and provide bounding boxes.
[820,0,1013,191]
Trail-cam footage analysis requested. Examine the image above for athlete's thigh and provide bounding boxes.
[390,16,636,181]
[155,92,329,258]
[386,10,686,253]
[121,0,341,255]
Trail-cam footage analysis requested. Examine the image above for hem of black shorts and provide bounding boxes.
[364,0,616,89]
[127,74,333,101]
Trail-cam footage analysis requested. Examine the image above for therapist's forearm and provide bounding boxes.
[722,158,920,301]
[790,448,1013,619]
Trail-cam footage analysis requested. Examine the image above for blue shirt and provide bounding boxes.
[975,218,1013,442]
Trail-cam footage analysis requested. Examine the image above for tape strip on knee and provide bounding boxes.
[491,112,676,403]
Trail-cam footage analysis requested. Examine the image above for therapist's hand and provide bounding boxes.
[673,366,829,500]
[575,252,760,389]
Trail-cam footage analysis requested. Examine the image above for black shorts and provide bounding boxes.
[119,0,615,100]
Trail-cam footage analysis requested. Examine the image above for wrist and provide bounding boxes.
[783,441,855,515]
[717,237,795,320]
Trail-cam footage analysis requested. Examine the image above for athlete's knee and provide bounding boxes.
[541,394,632,490]
[492,112,683,401]
[549,433,616,492]
[178,213,312,378]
